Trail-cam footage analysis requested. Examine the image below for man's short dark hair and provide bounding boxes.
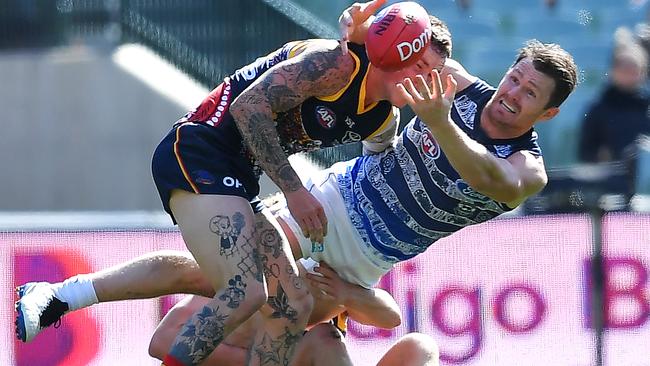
[429,15,452,58]
[514,40,578,108]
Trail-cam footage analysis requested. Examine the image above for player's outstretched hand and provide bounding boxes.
[285,187,328,244]
[339,0,387,54]
[397,70,458,128]
[306,261,347,306]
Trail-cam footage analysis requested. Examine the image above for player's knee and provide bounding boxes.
[148,330,166,360]
[148,297,200,360]
[222,278,267,316]
[149,333,165,361]
[394,333,439,365]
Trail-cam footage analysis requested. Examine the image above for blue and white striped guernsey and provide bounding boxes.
[335,79,542,265]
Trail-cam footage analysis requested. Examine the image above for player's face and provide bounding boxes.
[384,46,446,107]
[484,57,559,134]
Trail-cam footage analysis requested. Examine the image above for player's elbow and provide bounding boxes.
[148,296,208,361]
[477,175,547,206]
[463,173,503,198]
[471,178,526,204]
[384,309,402,329]
[360,312,401,329]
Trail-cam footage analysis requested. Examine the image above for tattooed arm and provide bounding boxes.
[230,40,355,243]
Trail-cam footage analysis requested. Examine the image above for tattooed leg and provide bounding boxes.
[166,191,267,366]
[247,211,313,366]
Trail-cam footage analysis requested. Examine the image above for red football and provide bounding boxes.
[366,1,432,72]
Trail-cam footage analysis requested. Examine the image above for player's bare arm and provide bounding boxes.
[230,40,355,242]
[341,287,401,328]
[398,70,547,207]
[230,41,354,193]
[306,262,401,329]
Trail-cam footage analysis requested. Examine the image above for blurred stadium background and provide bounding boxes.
[1,0,649,365]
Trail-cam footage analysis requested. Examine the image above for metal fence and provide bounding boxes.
[0,0,355,165]
[0,0,333,84]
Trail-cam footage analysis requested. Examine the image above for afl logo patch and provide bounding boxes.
[421,130,440,159]
[315,106,336,129]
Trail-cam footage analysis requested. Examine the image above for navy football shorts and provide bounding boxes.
[151,122,264,223]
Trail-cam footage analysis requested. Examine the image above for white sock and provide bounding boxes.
[52,275,99,311]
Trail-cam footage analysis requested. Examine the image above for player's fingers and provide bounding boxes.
[349,3,363,16]
[340,9,353,27]
[316,282,333,294]
[313,264,334,278]
[444,74,458,102]
[301,217,316,239]
[363,0,387,15]
[403,78,424,101]
[307,274,328,285]
[318,289,334,299]
[317,210,328,237]
[344,3,362,24]
[338,11,352,54]
[297,220,310,238]
[415,74,432,100]
[430,70,444,99]
[308,216,324,244]
[312,232,324,246]
[310,280,334,298]
[396,83,416,106]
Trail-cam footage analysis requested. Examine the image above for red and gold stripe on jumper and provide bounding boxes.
[173,124,200,194]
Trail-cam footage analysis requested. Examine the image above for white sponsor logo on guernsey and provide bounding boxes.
[223,177,243,188]
[344,116,356,128]
[494,144,513,158]
[342,130,362,143]
[315,106,337,129]
[234,56,272,81]
[421,129,440,159]
[454,95,477,129]
[397,26,432,62]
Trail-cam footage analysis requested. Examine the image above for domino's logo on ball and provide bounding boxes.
[366,1,432,71]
